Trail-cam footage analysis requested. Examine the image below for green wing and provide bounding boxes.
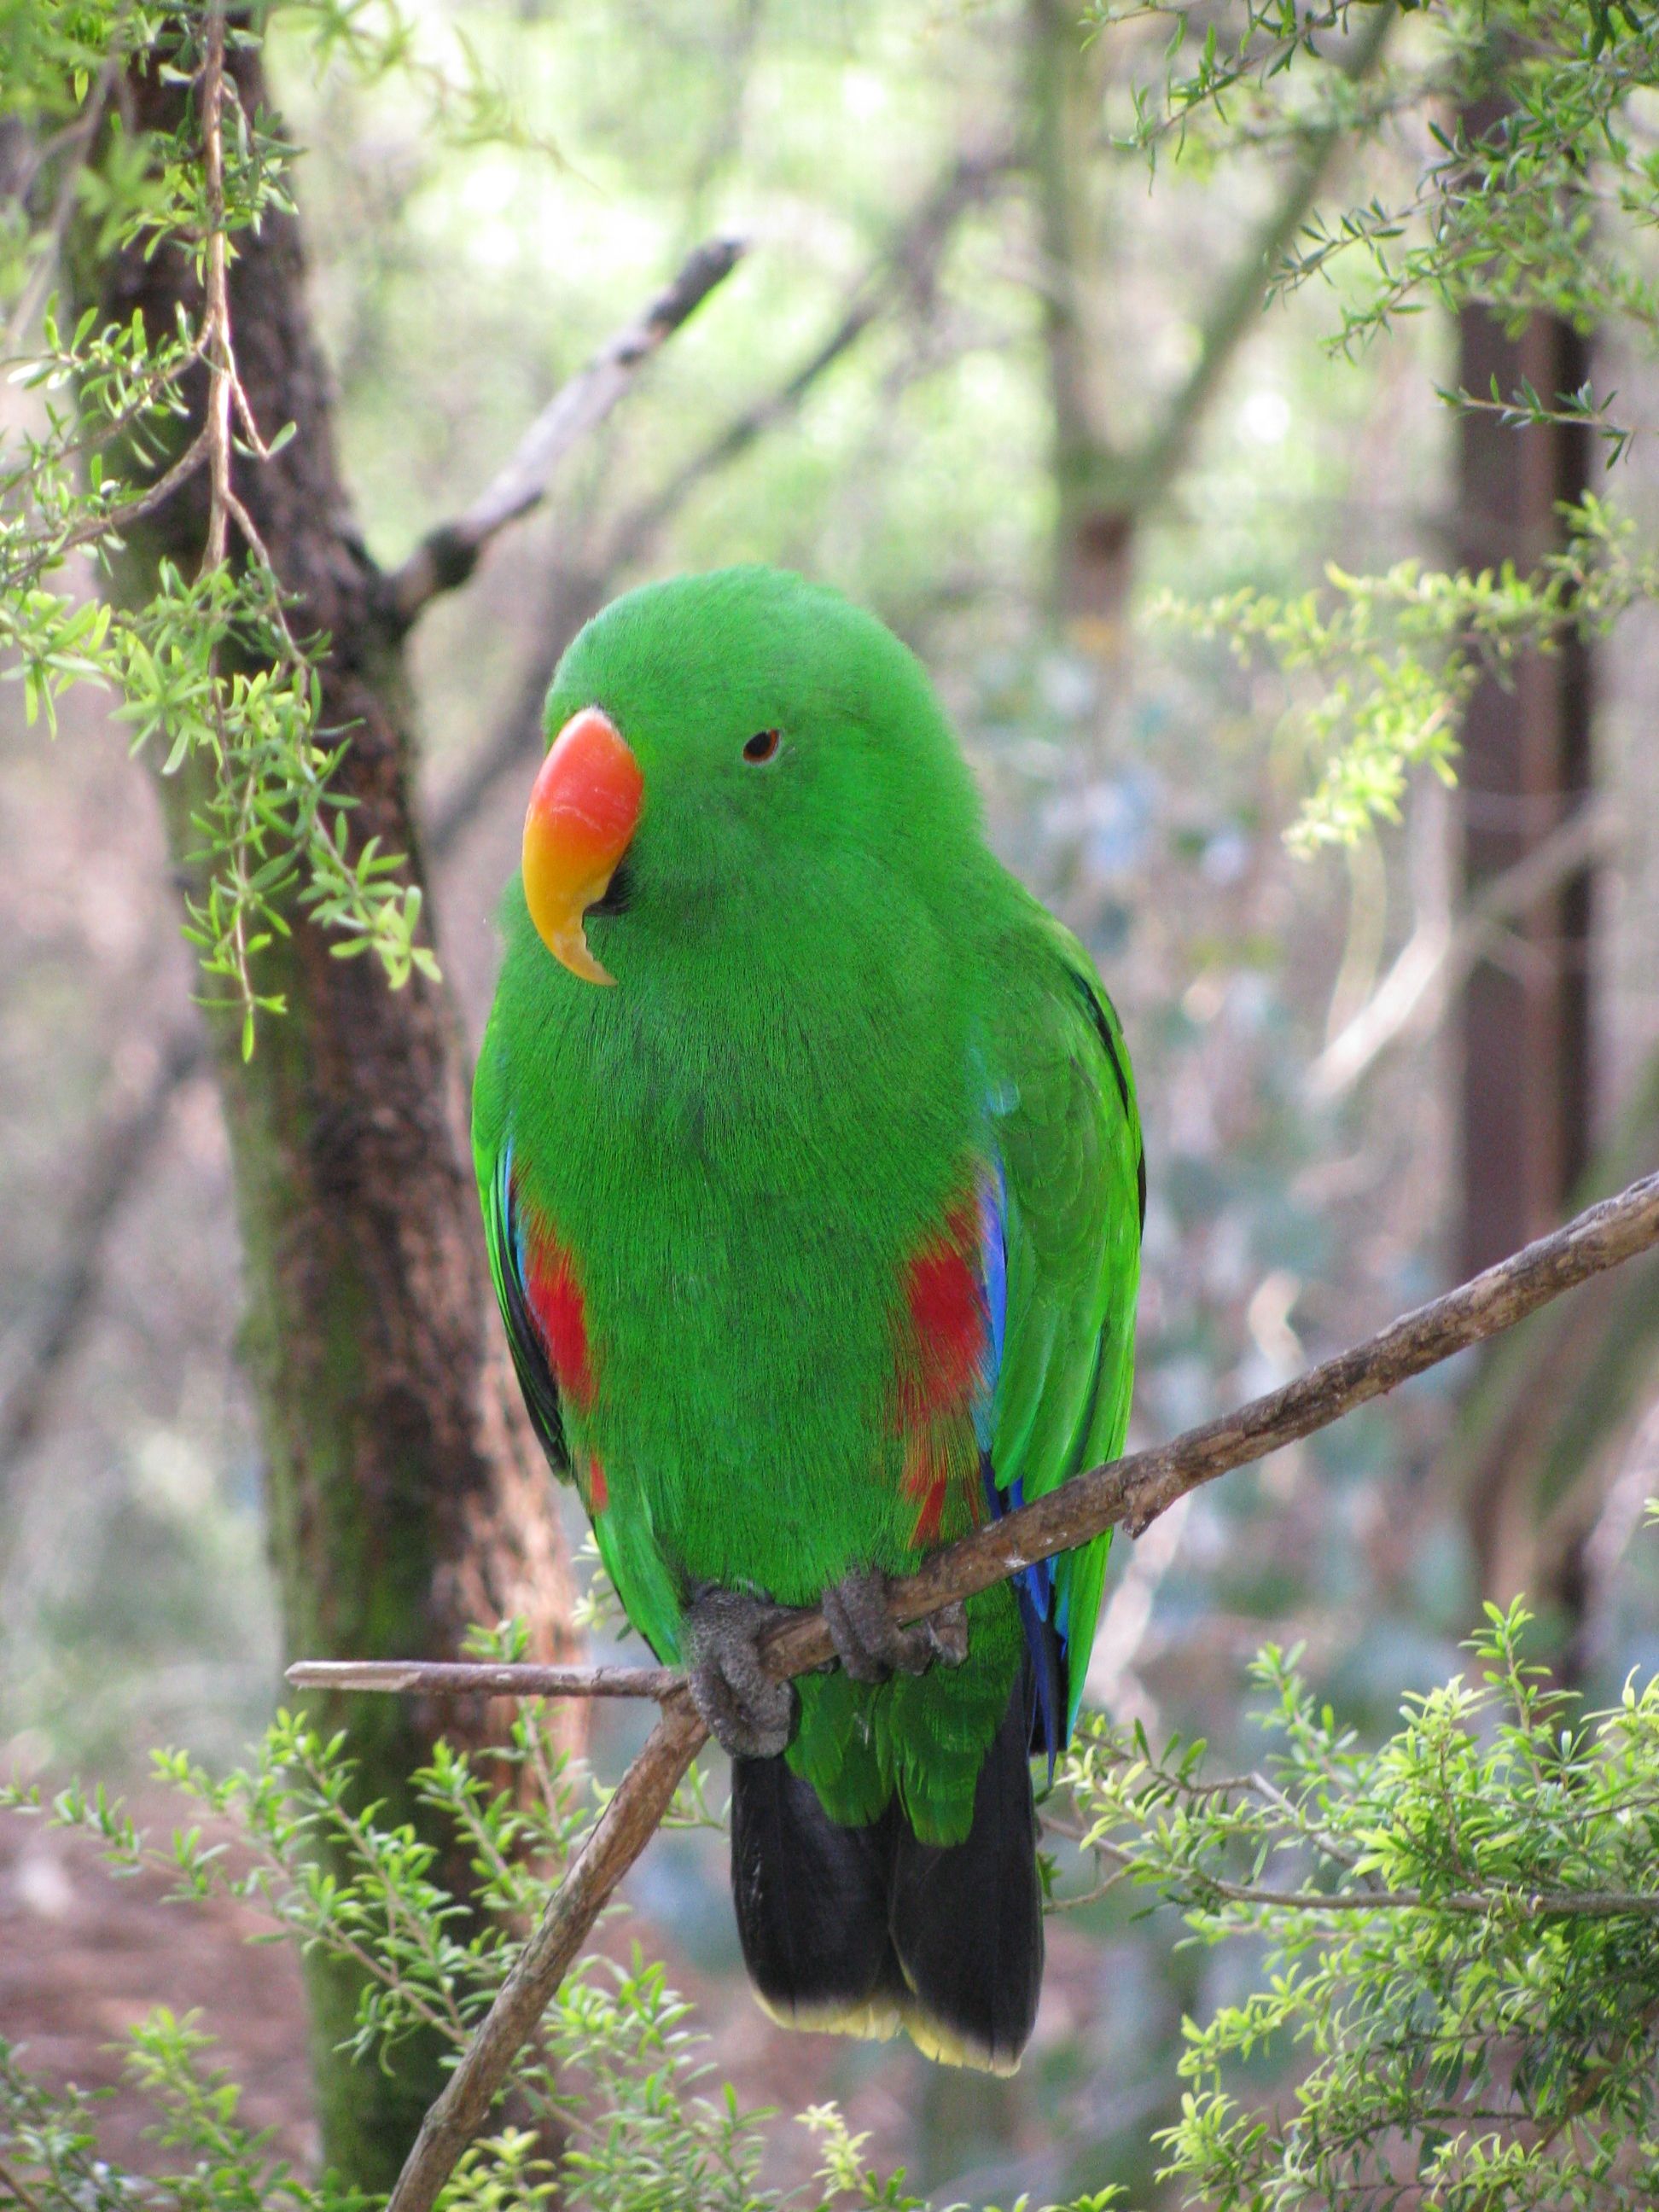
[984,897,1143,1737]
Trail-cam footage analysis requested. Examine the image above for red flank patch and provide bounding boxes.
[897,1194,987,1548]
[525,1231,596,1412]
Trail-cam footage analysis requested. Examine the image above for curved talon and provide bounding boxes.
[823,1569,970,1683]
[924,1598,969,1668]
[683,1585,795,1760]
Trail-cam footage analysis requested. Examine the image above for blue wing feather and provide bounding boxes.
[974,911,1142,1758]
[974,1159,1067,1768]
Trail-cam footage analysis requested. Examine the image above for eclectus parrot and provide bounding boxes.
[473,567,1142,2073]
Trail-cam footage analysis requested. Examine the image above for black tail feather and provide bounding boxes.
[888,1668,1043,2074]
[729,1667,1043,2073]
[730,1754,904,2032]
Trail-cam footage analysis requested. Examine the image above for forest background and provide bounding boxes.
[6,2,1659,2207]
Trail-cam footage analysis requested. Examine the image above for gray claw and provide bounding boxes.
[925,1598,969,1668]
[822,1569,970,1683]
[682,1585,795,1760]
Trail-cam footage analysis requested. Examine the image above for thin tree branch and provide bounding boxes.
[0,2152,48,2212]
[381,238,747,631]
[371,1167,1659,2212]
[422,144,1013,860]
[198,3,232,577]
[0,421,212,595]
[388,1693,707,2212]
[606,146,1015,565]
[1309,795,1617,1102]
[1,53,120,356]
[0,1026,202,1497]
[767,1166,1659,1672]
[287,1657,678,1700]
[1067,3,1397,532]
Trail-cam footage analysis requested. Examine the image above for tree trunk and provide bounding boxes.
[82,34,578,2186]
[1456,306,1594,1284]
[1454,93,1597,1601]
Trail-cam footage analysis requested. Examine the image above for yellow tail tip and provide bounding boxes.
[750,1988,1023,2075]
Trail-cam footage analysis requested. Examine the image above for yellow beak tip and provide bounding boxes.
[550,924,616,987]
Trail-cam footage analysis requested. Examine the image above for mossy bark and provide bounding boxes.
[81,34,578,2187]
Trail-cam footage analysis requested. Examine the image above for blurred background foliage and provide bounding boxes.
[5,0,1659,2203]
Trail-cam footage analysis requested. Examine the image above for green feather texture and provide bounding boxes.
[473,568,1142,2057]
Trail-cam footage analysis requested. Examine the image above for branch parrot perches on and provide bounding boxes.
[473,567,1143,2073]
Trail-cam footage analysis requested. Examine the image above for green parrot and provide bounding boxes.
[473,567,1142,2073]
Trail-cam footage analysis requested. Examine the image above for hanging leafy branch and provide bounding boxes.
[1082,0,1659,848]
[3,4,443,1051]
[1097,0,1659,359]
[1153,493,1659,847]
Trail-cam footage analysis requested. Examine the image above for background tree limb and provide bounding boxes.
[423,143,1015,859]
[381,237,747,629]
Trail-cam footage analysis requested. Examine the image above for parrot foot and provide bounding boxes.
[682,1586,796,1760]
[822,1568,969,1684]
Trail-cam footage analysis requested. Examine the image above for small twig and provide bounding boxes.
[0,2152,47,2212]
[1310,795,1616,1101]
[1,53,120,356]
[422,143,1014,859]
[1248,1768,1365,1871]
[388,1695,707,2209]
[286,1658,678,1700]
[353,1168,1659,2212]
[0,1025,202,1502]
[0,422,212,597]
[1188,1877,1659,1920]
[382,238,747,630]
[197,3,232,578]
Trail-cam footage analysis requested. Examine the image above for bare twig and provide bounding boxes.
[198,3,233,577]
[0,1026,202,1498]
[2,53,119,356]
[422,145,1014,858]
[607,147,1012,562]
[387,1695,707,2211]
[1310,795,1617,1101]
[0,2152,48,2212]
[382,238,747,630]
[352,1170,1659,2212]
[764,1166,1659,1676]
[286,1657,678,1700]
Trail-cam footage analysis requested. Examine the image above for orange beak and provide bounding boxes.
[521,707,643,986]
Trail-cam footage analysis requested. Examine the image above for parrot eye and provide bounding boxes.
[742,729,781,764]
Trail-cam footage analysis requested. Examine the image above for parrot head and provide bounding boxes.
[519,566,980,987]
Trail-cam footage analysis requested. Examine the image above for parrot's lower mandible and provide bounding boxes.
[473,566,1143,2073]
